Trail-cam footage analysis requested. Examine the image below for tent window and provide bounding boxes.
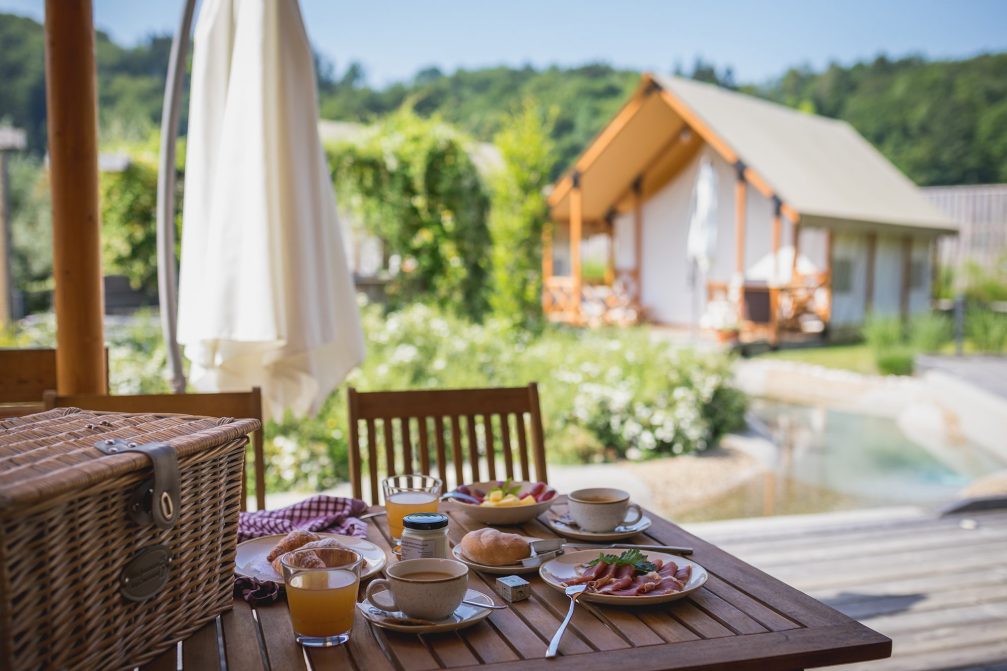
[910,260,926,289]
[833,259,853,294]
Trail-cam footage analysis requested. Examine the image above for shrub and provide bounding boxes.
[908,312,952,353]
[327,109,492,320]
[966,308,1007,353]
[862,316,903,350]
[875,347,915,376]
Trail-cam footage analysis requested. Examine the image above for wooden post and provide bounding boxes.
[791,222,801,280]
[900,235,912,322]
[824,229,834,324]
[604,212,616,286]
[570,171,583,321]
[45,0,107,395]
[632,177,643,307]
[770,196,782,344]
[734,162,747,322]
[865,232,877,314]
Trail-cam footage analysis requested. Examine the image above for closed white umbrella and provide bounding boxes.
[177,0,364,421]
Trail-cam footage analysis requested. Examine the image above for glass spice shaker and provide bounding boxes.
[399,512,450,559]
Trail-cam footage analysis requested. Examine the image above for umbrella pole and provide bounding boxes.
[44,0,107,395]
[156,0,197,393]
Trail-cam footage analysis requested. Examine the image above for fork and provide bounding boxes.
[545,584,588,658]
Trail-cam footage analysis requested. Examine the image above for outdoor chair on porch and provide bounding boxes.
[0,348,109,419]
[42,388,267,510]
[347,383,548,504]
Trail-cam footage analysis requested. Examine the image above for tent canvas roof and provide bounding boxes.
[549,73,956,235]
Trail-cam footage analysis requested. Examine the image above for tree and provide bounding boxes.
[327,108,492,319]
[488,100,557,328]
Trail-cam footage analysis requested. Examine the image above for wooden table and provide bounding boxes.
[141,500,891,670]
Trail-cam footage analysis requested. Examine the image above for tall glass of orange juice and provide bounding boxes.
[382,474,442,543]
[281,547,362,647]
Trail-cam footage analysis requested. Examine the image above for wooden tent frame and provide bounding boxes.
[542,73,834,342]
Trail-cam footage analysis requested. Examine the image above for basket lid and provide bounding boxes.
[0,408,260,509]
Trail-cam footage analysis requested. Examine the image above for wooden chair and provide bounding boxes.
[347,383,548,504]
[0,348,108,418]
[44,388,266,510]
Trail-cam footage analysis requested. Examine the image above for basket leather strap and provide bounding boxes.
[95,439,181,530]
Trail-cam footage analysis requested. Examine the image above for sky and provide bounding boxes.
[4,0,1007,86]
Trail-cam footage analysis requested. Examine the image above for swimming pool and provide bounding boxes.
[676,398,1005,522]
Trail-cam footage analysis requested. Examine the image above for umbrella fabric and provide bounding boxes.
[686,156,719,273]
[178,0,364,421]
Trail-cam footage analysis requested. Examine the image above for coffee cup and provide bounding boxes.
[364,558,468,620]
[568,487,643,533]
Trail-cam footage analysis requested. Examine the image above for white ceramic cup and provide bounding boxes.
[568,487,643,533]
[364,558,468,620]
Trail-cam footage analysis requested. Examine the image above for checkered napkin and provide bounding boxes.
[234,495,370,605]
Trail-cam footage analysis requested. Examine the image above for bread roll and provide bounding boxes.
[267,530,321,562]
[271,537,346,574]
[459,528,530,566]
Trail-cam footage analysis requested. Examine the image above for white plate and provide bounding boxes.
[544,512,652,542]
[451,481,557,526]
[235,533,387,582]
[450,537,542,575]
[357,588,495,633]
[539,549,708,606]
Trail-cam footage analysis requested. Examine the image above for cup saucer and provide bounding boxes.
[544,511,652,541]
[357,588,495,633]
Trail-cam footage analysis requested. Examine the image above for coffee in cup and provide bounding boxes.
[364,558,468,620]
[567,487,642,533]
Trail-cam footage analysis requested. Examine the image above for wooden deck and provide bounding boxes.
[687,507,1007,671]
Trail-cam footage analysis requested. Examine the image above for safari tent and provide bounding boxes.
[544,73,958,341]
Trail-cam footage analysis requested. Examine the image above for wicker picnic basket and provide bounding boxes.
[0,407,260,671]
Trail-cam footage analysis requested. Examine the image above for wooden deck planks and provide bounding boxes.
[691,508,1007,671]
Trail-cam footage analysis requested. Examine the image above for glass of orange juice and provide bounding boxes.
[281,547,362,647]
[383,474,442,543]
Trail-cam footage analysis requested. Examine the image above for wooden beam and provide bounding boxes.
[791,222,801,280]
[45,0,107,395]
[548,83,652,208]
[770,197,782,344]
[632,177,643,307]
[900,235,912,322]
[735,164,747,276]
[604,214,616,286]
[865,232,877,314]
[570,172,583,321]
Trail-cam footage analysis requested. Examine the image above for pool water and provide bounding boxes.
[676,399,1004,523]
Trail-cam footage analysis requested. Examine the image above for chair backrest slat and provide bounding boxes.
[347,384,548,504]
[497,414,513,480]
[515,413,531,481]
[0,349,58,404]
[417,416,430,474]
[42,388,265,510]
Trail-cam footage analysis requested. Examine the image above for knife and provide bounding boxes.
[563,543,693,555]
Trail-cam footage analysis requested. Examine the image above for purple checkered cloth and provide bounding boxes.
[237,495,369,543]
[234,495,370,605]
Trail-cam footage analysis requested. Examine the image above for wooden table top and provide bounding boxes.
[141,500,891,671]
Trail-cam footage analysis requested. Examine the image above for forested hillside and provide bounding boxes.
[1,12,1004,185]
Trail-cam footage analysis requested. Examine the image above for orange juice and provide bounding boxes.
[286,569,358,637]
[386,491,439,540]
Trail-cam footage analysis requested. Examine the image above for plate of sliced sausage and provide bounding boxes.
[539,548,708,605]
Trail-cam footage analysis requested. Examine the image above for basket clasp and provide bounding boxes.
[96,439,181,530]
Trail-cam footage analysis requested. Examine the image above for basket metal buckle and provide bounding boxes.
[96,439,181,530]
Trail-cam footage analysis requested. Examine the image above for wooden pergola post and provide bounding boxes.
[570,171,583,321]
[632,177,643,307]
[770,196,782,344]
[734,161,747,322]
[45,0,107,395]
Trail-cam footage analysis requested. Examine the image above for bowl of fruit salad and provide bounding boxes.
[447,480,557,525]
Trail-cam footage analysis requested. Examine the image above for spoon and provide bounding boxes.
[461,599,507,610]
[441,491,482,505]
[546,584,588,658]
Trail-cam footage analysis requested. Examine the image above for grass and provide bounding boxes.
[761,342,877,375]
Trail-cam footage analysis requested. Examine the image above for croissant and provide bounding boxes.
[271,536,347,574]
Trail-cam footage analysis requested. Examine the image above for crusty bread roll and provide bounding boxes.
[459,528,530,566]
[267,530,321,562]
[271,537,346,574]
